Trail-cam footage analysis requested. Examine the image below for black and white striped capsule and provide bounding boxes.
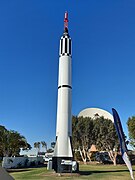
[59,34,72,57]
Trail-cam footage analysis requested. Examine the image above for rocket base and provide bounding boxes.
[52,157,79,173]
[52,157,72,173]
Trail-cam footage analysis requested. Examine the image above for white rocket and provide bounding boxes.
[52,12,73,172]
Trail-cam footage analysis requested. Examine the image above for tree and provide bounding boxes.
[46,148,53,153]
[72,116,119,165]
[22,143,32,150]
[0,125,30,157]
[92,117,119,165]
[41,141,47,152]
[0,125,8,156]
[127,116,135,149]
[51,142,55,149]
[34,142,41,152]
[7,130,30,156]
[72,116,94,164]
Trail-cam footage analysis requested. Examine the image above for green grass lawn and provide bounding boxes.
[9,164,135,180]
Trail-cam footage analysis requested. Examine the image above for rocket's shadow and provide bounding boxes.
[79,169,130,176]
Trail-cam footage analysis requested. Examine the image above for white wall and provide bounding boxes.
[2,157,44,169]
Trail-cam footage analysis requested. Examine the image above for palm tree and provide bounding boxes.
[41,141,47,152]
[51,142,55,149]
[34,142,41,152]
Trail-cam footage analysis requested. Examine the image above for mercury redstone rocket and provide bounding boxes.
[52,12,74,173]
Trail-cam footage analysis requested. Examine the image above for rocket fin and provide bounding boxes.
[53,136,73,158]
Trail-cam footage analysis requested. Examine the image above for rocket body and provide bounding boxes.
[52,13,73,172]
[54,34,72,157]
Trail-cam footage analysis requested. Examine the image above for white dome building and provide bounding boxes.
[78,108,114,122]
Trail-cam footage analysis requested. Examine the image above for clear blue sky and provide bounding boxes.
[0,0,135,148]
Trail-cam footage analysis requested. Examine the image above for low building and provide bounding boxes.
[20,148,38,157]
